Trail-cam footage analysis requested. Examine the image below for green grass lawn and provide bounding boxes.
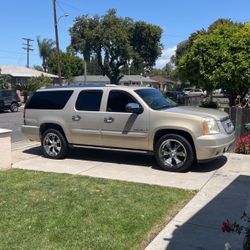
[0,170,195,250]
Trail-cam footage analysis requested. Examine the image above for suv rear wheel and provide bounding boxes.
[155,134,194,172]
[41,129,68,159]
[10,102,18,112]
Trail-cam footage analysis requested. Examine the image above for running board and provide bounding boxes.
[71,144,152,155]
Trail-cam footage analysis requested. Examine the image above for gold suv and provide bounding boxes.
[22,85,235,172]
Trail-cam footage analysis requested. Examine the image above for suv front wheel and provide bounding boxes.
[155,134,194,172]
[41,129,68,159]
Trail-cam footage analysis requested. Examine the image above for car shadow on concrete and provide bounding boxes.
[162,175,249,249]
[23,146,227,173]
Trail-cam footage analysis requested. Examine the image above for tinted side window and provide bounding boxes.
[2,91,10,97]
[75,91,103,111]
[107,91,137,112]
[26,91,73,109]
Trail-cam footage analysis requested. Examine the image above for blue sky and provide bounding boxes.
[0,0,249,68]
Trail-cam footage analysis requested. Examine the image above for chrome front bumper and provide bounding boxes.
[196,132,235,161]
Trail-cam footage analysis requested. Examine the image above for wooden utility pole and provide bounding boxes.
[22,38,34,68]
[53,0,62,85]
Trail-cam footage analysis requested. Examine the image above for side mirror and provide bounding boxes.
[126,103,143,114]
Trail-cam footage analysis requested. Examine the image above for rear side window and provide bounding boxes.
[26,90,73,109]
[75,91,103,111]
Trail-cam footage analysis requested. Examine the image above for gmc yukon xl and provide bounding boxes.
[21,85,235,172]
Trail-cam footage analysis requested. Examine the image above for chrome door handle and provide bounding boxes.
[104,117,114,123]
[72,115,81,121]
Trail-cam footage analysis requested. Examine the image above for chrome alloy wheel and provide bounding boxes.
[159,139,187,168]
[43,133,62,157]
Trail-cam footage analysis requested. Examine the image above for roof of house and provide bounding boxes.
[73,75,158,84]
[74,75,110,83]
[0,65,58,78]
[150,75,177,84]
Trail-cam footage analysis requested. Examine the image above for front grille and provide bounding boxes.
[221,118,234,134]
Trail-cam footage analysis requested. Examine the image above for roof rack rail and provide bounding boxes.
[46,83,108,89]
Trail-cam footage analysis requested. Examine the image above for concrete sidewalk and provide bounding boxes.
[146,153,250,250]
[12,144,250,249]
[12,145,223,190]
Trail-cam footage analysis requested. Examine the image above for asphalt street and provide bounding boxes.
[0,110,26,143]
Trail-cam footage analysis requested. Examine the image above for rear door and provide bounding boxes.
[70,89,103,146]
[101,90,149,150]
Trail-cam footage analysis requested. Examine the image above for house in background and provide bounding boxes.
[0,65,59,85]
[72,75,158,86]
[150,75,178,92]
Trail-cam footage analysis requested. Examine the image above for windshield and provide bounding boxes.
[135,88,176,110]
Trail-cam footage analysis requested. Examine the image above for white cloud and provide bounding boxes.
[155,45,177,69]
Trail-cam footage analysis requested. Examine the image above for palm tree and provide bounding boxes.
[37,37,55,72]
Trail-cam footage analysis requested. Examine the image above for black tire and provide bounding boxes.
[41,129,68,159]
[155,134,194,172]
[10,102,18,112]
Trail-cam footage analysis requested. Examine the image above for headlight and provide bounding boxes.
[202,117,220,135]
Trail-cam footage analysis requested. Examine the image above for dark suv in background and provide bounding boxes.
[0,89,21,112]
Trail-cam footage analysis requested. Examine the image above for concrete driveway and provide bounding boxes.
[0,110,26,143]
[12,143,226,190]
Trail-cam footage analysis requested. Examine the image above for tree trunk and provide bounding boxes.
[109,74,120,85]
[207,89,213,102]
[23,91,28,103]
[229,92,237,107]
[83,52,91,63]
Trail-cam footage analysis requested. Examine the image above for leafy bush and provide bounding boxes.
[0,74,11,89]
[14,75,53,103]
[235,134,250,154]
[200,100,218,109]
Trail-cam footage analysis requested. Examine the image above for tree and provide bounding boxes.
[87,57,102,75]
[176,19,250,105]
[172,29,206,68]
[0,69,11,89]
[69,9,162,84]
[207,18,236,32]
[163,62,176,79]
[14,76,53,102]
[37,37,55,72]
[69,15,100,63]
[48,52,84,83]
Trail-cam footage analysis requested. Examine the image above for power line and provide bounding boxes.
[0,49,38,56]
[57,1,67,13]
[22,38,34,68]
[58,0,83,12]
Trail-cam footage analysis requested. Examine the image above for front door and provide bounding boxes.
[101,90,149,150]
[70,90,103,146]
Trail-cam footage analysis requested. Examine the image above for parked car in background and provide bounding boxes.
[182,88,193,95]
[165,91,183,103]
[22,85,235,172]
[183,88,206,97]
[0,89,21,112]
[0,100,4,111]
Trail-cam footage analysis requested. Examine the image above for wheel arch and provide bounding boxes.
[40,123,68,143]
[153,129,197,160]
